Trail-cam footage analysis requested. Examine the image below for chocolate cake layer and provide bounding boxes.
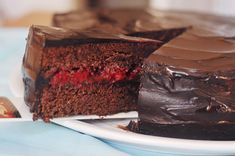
[22,25,163,121]
[135,29,235,140]
[39,80,139,119]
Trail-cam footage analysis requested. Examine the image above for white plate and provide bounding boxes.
[53,119,235,156]
[8,56,24,98]
[10,61,235,155]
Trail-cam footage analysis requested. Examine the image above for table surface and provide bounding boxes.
[0,28,177,156]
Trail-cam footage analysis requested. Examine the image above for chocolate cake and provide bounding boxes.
[130,29,235,140]
[22,25,164,121]
[23,8,235,140]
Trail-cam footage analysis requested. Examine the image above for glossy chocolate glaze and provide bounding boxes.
[137,27,235,139]
[147,30,235,75]
[22,25,162,114]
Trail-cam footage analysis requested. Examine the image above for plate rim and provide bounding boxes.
[11,57,235,155]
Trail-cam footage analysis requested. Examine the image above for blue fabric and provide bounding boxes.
[0,28,173,156]
[0,122,129,156]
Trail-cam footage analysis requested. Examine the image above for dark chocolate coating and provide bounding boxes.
[137,28,235,139]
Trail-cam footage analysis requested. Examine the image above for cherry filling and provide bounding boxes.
[50,66,141,87]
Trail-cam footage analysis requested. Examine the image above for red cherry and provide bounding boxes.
[114,72,125,81]
[129,67,141,80]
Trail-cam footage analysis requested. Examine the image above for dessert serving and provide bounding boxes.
[22,9,235,140]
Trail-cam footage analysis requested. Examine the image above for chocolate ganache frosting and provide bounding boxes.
[136,27,235,140]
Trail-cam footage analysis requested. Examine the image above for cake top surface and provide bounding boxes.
[30,25,162,47]
[53,9,235,37]
[146,29,235,77]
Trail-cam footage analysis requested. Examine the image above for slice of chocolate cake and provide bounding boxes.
[22,25,163,121]
[130,29,235,140]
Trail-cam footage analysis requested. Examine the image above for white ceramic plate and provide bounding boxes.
[53,119,235,156]
[10,62,235,155]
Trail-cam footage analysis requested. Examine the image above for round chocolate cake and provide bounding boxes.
[23,9,235,140]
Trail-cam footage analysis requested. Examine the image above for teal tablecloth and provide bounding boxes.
[0,28,174,156]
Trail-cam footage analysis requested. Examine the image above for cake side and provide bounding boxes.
[22,26,46,113]
[128,121,235,140]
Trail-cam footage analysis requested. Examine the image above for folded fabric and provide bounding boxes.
[0,122,128,156]
[0,28,129,156]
